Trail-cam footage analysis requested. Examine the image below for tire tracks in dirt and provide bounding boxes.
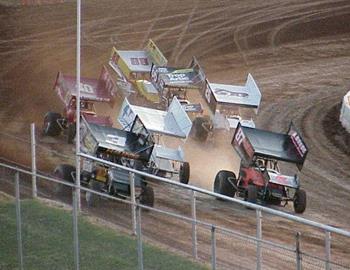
[169,0,198,65]
[269,1,350,50]
[140,0,169,48]
[1,1,350,268]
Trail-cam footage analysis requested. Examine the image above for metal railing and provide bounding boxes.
[0,123,350,270]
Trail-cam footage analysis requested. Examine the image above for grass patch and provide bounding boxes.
[0,199,208,270]
[0,192,13,202]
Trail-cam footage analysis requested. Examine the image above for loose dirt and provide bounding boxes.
[1,0,350,269]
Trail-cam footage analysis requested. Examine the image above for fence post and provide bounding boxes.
[31,123,37,198]
[15,172,24,270]
[72,189,80,270]
[325,231,331,270]
[256,209,262,270]
[191,190,198,259]
[295,232,302,270]
[136,205,144,270]
[130,172,137,235]
[211,225,216,270]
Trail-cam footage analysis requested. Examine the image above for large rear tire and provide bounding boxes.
[293,189,306,213]
[140,185,154,207]
[86,180,103,207]
[213,170,236,200]
[179,162,190,184]
[43,112,62,136]
[52,164,75,195]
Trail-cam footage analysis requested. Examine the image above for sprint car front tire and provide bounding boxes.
[67,123,76,144]
[140,185,154,207]
[43,112,62,136]
[51,164,75,195]
[193,117,210,141]
[293,189,306,214]
[246,185,258,204]
[86,180,103,207]
[179,162,190,184]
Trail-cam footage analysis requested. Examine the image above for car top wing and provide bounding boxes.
[144,39,168,66]
[118,97,193,138]
[109,39,167,78]
[232,122,308,169]
[54,65,116,106]
[204,74,262,114]
[83,114,113,127]
[152,145,185,162]
[80,115,154,162]
[150,57,206,91]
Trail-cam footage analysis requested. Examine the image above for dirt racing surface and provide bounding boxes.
[1,0,350,268]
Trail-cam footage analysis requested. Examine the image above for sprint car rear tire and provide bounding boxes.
[52,164,75,195]
[86,180,103,207]
[67,123,76,144]
[193,117,210,141]
[43,112,62,136]
[140,185,154,207]
[214,170,236,200]
[247,185,258,204]
[293,189,307,214]
[179,162,190,184]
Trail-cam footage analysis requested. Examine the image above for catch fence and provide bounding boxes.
[0,123,350,270]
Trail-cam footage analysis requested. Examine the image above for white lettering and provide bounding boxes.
[168,73,189,81]
[291,132,307,156]
[80,83,94,94]
[106,134,126,147]
[235,127,245,145]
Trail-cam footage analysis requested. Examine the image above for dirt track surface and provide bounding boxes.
[1,0,350,268]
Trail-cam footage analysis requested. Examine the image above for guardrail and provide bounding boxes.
[0,123,350,270]
[80,153,350,238]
